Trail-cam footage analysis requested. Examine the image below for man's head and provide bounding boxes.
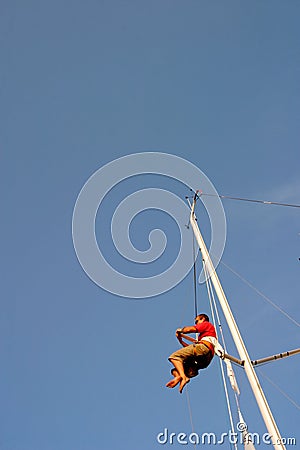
[195,313,210,324]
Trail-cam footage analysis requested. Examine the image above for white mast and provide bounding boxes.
[189,199,286,450]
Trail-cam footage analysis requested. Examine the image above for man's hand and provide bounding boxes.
[175,328,189,348]
[176,328,184,337]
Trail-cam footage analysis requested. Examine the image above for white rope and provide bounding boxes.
[206,271,227,352]
[203,263,238,450]
[206,268,244,397]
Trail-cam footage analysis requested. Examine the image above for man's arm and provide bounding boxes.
[176,326,197,335]
[176,334,189,347]
[175,326,197,347]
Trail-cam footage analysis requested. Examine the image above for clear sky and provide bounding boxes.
[1,1,300,449]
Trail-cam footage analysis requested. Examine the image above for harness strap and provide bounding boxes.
[180,334,215,355]
[199,340,215,356]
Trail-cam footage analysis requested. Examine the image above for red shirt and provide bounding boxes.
[195,321,216,341]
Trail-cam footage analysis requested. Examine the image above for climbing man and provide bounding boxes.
[166,313,217,393]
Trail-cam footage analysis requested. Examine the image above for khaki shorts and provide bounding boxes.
[169,343,213,378]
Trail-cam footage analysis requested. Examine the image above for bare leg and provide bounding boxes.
[169,359,190,393]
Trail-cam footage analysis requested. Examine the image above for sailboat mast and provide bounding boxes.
[189,200,286,450]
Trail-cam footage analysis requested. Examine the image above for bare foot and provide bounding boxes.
[166,376,181,388]
[179,377,190,393]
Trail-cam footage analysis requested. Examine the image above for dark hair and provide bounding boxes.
[196,313,210,322]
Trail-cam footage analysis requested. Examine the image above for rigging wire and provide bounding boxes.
[178,231,200,325]
[220,260,300,329]
[192,234,198,318]
[178,285,194,326]
[188,191,300,209]
[184,232,199,450]
[207,254,300,412]
[256,368,300,411]
[183,230,199,448]
[201,238,300,419]
[189,191,300,328]
[204,254,300,431]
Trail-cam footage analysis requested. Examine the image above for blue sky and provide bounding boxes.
[1,1,300,449]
